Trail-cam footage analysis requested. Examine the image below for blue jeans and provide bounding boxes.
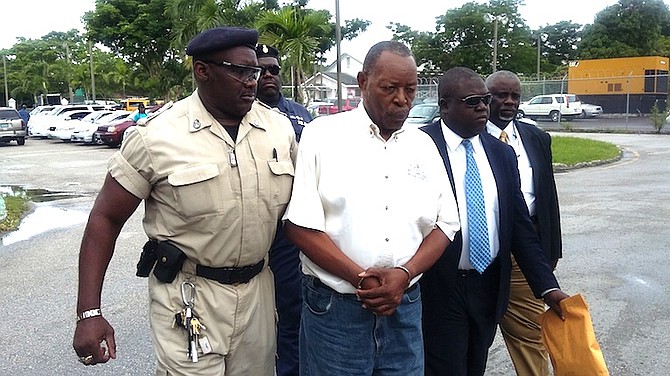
[300,275,424,376]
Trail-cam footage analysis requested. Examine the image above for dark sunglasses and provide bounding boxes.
[260,65,281,76]
[200,60,262,83]
[460,93,493,107]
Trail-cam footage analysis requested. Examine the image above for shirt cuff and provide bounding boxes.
[541,287,559,297]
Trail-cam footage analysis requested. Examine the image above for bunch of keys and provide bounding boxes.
[174,281,211,362]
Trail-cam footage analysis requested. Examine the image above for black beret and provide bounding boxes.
[256,44,279,59]
[186,27,258,56]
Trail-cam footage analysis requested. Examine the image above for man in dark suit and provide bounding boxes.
[420,67,569,376]
[485,70,562,376]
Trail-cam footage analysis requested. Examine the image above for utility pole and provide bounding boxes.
[89,39,96,101]
[335,0,342,113]
[537,33,541,79]
[2,55,8,106]
[65,43,73,103]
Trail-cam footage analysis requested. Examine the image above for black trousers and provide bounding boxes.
[269,226,302,376]
[422,260,501,376]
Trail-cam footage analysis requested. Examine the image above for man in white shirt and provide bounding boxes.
[486,70,563,376]
[283,41,460,375]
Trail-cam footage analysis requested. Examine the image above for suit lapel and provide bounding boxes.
[515,121,542,190]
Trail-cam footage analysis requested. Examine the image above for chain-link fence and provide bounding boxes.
[413,74,669,114]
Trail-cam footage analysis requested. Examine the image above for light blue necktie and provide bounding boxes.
[463,139,491,273]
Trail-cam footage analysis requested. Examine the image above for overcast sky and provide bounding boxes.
[0,0,645,61]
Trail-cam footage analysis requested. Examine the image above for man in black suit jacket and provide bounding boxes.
[485,70,563,376]
[420,67,569,376]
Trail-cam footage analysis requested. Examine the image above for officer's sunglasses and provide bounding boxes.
[260,65,281,76]
[459,93,493,107]
[200,60,262,83]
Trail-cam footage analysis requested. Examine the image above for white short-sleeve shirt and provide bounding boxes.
[284,106,460,294]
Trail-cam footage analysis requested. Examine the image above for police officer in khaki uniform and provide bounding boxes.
[73,26,297,376]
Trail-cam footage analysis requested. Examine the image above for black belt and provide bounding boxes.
[196,259,264,285]
[457,269,482,277]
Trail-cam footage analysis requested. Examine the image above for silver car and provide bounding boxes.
[0,107,27,145]
[580,103,603,118]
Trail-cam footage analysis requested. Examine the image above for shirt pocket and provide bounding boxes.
[167,164,237,226]
[268,160,295,205]
[258,160,294,222]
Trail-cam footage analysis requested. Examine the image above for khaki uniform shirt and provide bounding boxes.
[107,91,296,374]
[109,90,297,267]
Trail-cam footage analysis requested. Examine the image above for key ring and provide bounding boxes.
[181,281,196,308]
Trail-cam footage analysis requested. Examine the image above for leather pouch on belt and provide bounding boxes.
[153,241,187,283]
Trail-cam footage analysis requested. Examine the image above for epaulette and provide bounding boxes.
[138,101,174,126]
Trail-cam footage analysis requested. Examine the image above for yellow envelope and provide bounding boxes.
[539,294,610,376]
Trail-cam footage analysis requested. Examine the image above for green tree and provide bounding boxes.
[84,0,187,98]
[165,0,273,51]
[579,0,670,59]
[256,6,330,103]
[392,0,535,76]
[536,21,583,77]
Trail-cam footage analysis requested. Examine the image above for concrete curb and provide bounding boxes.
[553,148,624,172]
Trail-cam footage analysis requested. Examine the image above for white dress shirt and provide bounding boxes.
[284,106,460,294]
[440,122,500,270]
[486,121,536,216]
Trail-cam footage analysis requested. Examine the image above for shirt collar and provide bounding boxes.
[440,119,483,153]
[486,119,515,137]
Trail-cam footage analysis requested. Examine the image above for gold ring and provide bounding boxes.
[79,355,94,365]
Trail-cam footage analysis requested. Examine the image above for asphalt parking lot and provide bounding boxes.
[0,128,669,375]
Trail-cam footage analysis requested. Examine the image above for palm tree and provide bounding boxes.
[256,6,330,104]
[166,0,270,51]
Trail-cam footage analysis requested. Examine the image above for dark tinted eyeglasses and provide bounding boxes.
[260,65,281,76]
[201,60,262,83]
[460,93,493,107]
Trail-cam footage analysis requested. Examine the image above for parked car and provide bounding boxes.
[94,104,164,147]
[71,110,131,144]
[0,107,27,145]
[46,110,95,141]
[29,104,109,137]
[318,97,361,115]
[403,103,439,129]
[580,103,603,118]
[306,101,331,117]
[518,94,582,122]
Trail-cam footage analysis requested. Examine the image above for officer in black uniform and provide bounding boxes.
[256,44,312,376]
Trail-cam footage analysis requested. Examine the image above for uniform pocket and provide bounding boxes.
[268,160,294,206]
[167,164,237,226]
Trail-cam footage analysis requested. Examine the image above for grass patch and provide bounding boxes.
[552,136,620,166]
[0,195,30,233]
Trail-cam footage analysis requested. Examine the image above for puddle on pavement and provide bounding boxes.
[0,185,89,246]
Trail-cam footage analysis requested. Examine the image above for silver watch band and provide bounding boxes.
[77,308,102,322]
